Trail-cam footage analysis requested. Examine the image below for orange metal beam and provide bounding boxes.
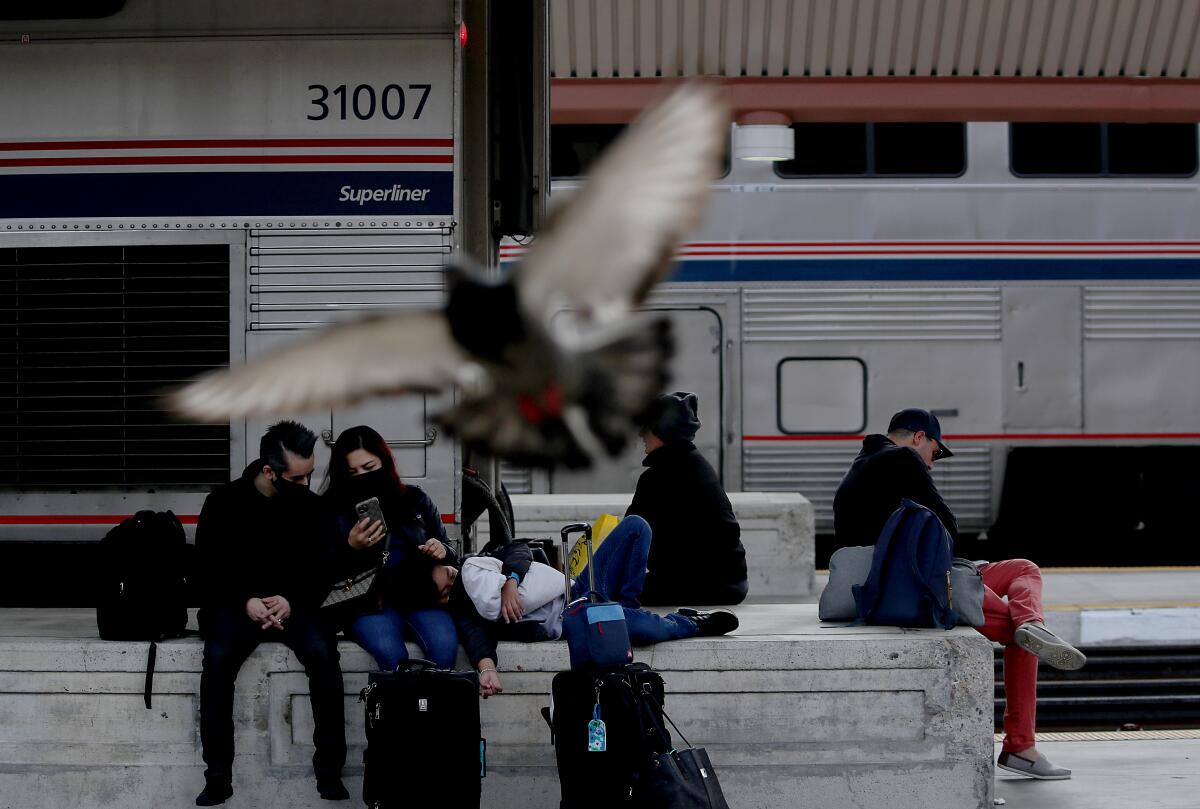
[551,77,1200,124]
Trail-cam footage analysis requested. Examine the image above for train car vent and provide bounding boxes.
[0,244,230,489]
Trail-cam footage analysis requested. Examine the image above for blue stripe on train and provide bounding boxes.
[0,171,453,218]
[669,257,1200,282]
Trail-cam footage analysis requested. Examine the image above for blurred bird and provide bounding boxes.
[170,84,727,467]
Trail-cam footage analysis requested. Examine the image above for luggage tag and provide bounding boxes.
[587,688,606,752]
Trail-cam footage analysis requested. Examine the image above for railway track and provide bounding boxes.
[996,645,1200,731]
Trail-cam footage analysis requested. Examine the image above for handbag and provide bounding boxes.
[819,545,985,627]
[321,531,391,614]
[639,693,730,809]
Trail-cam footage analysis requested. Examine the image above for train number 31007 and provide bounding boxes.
[307,83,433,121]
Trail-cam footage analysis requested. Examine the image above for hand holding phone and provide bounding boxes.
[355,497,388,535]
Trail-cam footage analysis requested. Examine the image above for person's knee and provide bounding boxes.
[622,515,651,537]
[1012,558,1042,581]
[295,637,340,671]
[202,640,245,677]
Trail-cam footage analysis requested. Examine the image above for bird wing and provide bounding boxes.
[169,311,470,420]
[514,83,727,323]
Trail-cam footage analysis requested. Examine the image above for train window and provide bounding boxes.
[874,123,966,176]
[1108,123,1198,176]
[776,123,868,176]
[776,123,965,178]
[1010,123,1104,175]
[0,244,231,490]
[550,123,731,179]
[1010,122,1197,177]
[776,358,867,434]
[550,124,626,179]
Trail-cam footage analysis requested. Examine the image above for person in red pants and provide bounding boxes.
[833,408,1086,780]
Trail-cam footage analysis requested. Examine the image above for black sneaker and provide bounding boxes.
[684,609,739,637]
[317,776,350,801]
[195,779,233,807]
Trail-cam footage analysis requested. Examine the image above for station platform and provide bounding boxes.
[0,604,994,809]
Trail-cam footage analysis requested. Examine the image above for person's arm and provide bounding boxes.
[494,541,533,581]
[195,489,253,608]
[414,488,458,565]
[896,449,960,543]
[452,592,501,670]
[476,656,503,699]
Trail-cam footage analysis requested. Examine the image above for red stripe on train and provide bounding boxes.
[744,433,1200,441]
[0,154,454,168]
[0,138,455,151]
[0,513,457,525]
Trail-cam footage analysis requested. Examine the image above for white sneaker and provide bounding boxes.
[1014,623,1087,671]
[997,751,1072,780]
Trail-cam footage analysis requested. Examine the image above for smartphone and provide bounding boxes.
[354,496,388,534]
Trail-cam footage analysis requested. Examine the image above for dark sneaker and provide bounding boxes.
[195,779,233,806]
[1014,623,1087,671]
[998,751,1072,780]
[684,609,739,637]
[317,776,350,801]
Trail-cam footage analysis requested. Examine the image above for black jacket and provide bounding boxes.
[626,442,747,605]
[447,542,543,668]
[328,484,457,604]
[195,462,337,612]
[832,434,959,550]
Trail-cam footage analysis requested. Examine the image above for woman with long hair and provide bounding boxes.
[323,425,459,669]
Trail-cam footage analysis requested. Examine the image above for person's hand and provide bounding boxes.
[348,517,385,550]
[499,578,524,623]
[262,595,291,627]
[418,538,447,560]
[479,668,503,699]
[246,597,280,630]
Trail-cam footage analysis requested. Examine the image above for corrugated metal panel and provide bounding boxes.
[500,462,534,495]
[0,244,230,489]
[248,229,451,330]
[1084,286,1200,339]
[742,287,1002,342]
[551,0,1200,78]
[743,442,992,531]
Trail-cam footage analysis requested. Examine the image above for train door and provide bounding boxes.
[547,307,724,494]
[1002,286,1083,429]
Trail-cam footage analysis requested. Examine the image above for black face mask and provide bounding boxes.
[272,475,310,499]
[343,468,391,504]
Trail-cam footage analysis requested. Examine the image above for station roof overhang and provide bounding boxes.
[548,0,1200,123]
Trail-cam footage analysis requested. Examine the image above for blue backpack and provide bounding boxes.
[852,499,956,630]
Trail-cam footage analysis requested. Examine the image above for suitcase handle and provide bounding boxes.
[560,523,595,607]
[392,658,440,672]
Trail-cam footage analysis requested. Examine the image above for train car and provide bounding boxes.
[502,1,1200,566]
[0,1,488,551]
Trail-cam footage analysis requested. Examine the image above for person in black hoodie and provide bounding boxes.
[833,408,1086,781]
[626,391,748,605]
[194,421,347,806]
[322,425,459,670]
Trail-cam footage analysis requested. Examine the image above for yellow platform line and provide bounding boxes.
[1043,601,1200,611]
[995,729,1200,742]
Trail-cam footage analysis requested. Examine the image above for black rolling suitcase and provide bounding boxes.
[549,662,670,808]
[360,660,484,809]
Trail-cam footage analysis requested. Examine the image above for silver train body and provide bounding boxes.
[0,2,466,541]
[505,121,1200,538]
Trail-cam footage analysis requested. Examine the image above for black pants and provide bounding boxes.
[199,607,346,782]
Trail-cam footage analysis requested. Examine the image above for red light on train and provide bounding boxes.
[459,21,467,47]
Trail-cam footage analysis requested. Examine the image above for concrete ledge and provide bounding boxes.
[478,492,816,600]
[0,605,992,809]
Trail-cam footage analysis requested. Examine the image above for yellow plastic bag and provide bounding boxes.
[567,513,622,578]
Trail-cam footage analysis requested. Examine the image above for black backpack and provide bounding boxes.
[96,510,189,709]
[96,509,189,641]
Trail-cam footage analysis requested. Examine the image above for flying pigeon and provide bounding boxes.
[170,84,727,467]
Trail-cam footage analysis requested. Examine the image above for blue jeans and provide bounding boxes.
[347,605,459,670]
[570,515,698,645]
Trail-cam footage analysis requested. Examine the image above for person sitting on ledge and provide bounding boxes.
[402,515,738,698]
[626,391,749,606]
[833,407,1087,781]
